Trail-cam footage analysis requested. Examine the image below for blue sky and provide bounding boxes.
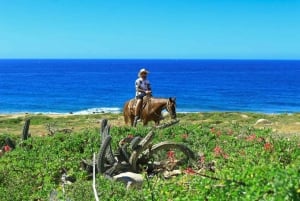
[0,0,299,59]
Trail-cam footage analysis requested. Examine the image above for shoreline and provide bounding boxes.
[0,110,300,116]
[0,110,299,120]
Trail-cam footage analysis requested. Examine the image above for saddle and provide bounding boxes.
[130,96,151,114]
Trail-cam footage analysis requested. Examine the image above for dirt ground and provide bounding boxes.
[0,112,299,139]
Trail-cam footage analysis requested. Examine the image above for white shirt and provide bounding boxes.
[135,77,151,96]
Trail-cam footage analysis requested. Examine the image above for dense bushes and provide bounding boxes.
[0,120,299,200]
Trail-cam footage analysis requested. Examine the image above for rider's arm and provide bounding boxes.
[147,83,151,91]
[146,80,151,93]
[136,79,151,93]
[137,87,146,93]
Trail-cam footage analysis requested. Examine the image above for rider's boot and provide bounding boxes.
[133,116,139,127]
[133,99,142,127]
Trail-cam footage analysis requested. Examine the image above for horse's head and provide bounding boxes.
[166,97,177,119]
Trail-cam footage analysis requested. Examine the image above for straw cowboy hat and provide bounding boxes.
[138,68,149,77]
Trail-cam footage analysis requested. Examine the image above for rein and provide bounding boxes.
[166,99,172,113]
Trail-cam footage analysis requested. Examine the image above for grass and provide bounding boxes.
[1,112,300,137]
[0,112,300,200]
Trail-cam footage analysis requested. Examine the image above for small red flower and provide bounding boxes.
[210,128,215,133]
[184,167,196,175]
[4,145,11,152]
[264,142,273,151]
[167,150,175,161]
[246,134,256,141]
[213,146,229,159]
[213,146,222,156]
[127,134,134,138]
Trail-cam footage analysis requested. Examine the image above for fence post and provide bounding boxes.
[22,118,31,140]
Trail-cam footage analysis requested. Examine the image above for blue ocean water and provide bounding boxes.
[0,59,300,114]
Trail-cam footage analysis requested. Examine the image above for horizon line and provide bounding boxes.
[0,58,300,61]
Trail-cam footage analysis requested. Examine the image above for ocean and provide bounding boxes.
[0,59,300,114]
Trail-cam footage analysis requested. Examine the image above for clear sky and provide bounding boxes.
[0,0,299,59]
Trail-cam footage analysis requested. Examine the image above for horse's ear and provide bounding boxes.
[169,97,176,102]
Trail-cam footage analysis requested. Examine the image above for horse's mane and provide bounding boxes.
[150,96,173,100]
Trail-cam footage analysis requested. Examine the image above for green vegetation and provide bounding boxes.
[0,113,300,200]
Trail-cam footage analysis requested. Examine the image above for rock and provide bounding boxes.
[255,119,272,125]
[163,169,182,179]
[240,114,249,119]
[113,172,143,190]
[49,190,58,201]
[61,173,76,185]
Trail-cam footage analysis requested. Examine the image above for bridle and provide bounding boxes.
[165,99,176,118]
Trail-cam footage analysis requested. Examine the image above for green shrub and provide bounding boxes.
[0,119,299,200]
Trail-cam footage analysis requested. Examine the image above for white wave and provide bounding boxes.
[0,108,201,115]
[0,111,71,115]
[73,107,122,115]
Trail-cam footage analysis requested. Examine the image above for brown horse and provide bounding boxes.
[123,97,177,126]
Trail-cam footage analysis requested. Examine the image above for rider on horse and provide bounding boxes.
[134,68,152,127]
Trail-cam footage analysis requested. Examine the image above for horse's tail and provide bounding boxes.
[123,100,130,125]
